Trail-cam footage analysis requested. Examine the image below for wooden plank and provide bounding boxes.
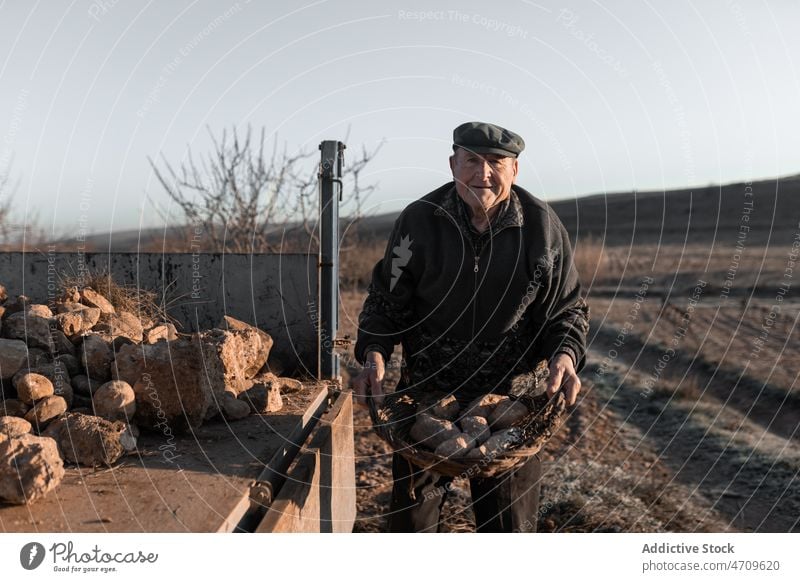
[257,450,322,533]
[0,384,327,532]
[315,391,355,532]
[256,390,355,533]
[248,384,328,510]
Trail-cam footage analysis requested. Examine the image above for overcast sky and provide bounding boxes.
[1,0,798,236]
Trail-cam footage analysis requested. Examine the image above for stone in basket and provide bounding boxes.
[368,360,568,478]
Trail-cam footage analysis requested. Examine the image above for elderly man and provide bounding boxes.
[352,121,589,532]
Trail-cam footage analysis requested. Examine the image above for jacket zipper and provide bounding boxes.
[465,223,513,337]
[471,240,483,337]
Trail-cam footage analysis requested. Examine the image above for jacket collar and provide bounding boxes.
[434,183,524,234]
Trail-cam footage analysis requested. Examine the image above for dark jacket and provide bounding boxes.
[355,182,589,395]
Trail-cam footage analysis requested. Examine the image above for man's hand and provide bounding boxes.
[352,351,386,407]
[546,353,581,406]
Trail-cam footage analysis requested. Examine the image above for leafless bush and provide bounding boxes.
[0,165,42,250]
[149,125,380,253]
[0,170,13,246]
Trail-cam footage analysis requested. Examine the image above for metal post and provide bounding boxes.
[318,140,344,380]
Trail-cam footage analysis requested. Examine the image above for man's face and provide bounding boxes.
[449,148,519,212]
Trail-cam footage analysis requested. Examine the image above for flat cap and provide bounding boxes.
[453,121,525,158]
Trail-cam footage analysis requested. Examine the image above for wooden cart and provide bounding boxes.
[0,384,355,533]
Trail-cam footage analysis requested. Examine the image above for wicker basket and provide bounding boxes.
[368,361,568,478]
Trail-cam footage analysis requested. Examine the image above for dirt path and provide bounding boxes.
[340,290,800,532]
[585,323,800,532]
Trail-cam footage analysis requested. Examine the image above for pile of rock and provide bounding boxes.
[0,282,299,505]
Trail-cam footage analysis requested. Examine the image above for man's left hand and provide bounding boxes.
[545,353,581,406]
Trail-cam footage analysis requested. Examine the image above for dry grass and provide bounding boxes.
[573,235,611,287]
[60,269,173,326]
[338,235,384,292]
[651,374,705,401]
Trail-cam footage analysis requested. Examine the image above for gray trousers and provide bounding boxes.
[388,452,542,532]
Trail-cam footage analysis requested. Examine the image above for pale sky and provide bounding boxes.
[1,0,799,236]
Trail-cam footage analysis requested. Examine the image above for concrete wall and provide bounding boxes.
[0,252,319,374]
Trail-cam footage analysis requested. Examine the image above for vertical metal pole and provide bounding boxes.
[318,140,344,380]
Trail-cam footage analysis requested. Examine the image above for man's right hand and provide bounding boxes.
[352,351,386,408]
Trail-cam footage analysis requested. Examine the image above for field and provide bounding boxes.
[337,178,800,532]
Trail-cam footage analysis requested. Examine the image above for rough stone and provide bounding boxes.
[45,413,130,467]
[2,295,30,318]
[218,316,274,374]
[13,363,72,408]
[239,382,283,413]
[143,323,178,344]
[14,373,55,405]
[55,354,81,377]
[0,416,32,438]
[110,335,135,352]
[25,304,53,319]
[0,338,28,379]
[199,327,271,395]
[79,334,113,381]
[278,377,302,392]
[71,375,103,397]
[52,330,77,356]
[93,380,136,421]
[17,361,57,383]
[0,433,64,504]
[94,311,143,343]
[54,305,101,336]
[119,423,138,452]
[1,399,29,417]
[250,371,278,385]
[59,287,81,304]
[71,395,93,410]
[30,347,51,364]
[0,376,14,400]
[114,339,214,432]
[51,375,73,409]
[55,301,80,314]
[24,395,68,429]
[219,392,251,420]
[80,288,116,315]
[2,311,54,351]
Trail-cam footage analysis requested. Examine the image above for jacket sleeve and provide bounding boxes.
[534,220,590,372]
[354,212,418,365]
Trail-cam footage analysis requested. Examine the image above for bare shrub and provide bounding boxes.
[149,125,380,254]
[0,166,43,251]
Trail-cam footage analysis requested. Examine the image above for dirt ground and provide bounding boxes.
[338,242,800,533]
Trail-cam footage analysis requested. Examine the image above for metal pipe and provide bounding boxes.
[318,140,344,380]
